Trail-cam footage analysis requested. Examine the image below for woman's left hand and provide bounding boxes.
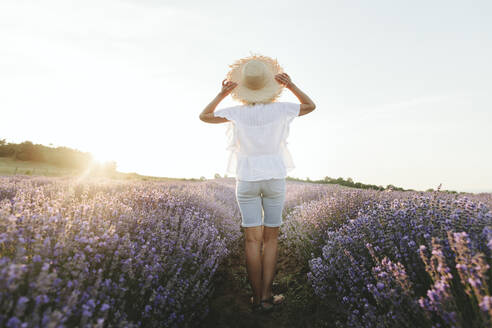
[219,79,238,97]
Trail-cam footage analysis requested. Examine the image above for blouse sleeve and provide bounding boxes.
[279,102,301,123]
[214,105,240,123]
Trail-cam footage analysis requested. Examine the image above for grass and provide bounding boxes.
[0,157,77,176]
[0,157,202,182]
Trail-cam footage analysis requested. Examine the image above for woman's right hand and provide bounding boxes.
[275,73,294,89]
[219,79,238,97]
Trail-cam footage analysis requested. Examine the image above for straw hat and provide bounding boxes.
[226,53,285,105]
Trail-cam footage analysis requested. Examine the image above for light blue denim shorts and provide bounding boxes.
[235,178,286,228]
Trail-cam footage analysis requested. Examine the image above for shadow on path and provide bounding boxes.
[201,232,340,328]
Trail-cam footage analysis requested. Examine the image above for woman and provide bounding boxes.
[199,54,316,314]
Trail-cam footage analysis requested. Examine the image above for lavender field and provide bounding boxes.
[1,176,491,328]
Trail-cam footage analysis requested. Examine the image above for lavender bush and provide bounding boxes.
[2,175,490,327]
[307,192,492,327]
[280,189,378,262]
[0,176,240,327]
[282,182,345,212]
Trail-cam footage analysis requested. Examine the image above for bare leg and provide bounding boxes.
[244,226,263,305]
[261,226,279,300]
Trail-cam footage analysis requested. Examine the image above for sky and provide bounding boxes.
[1,0,491,193]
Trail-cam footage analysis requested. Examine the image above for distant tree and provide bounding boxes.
[15,141,37,161]
[347,177,354,184]
[0,139,14,157]
[214,173,221,179]
[1,140,99,171]
[199,176,206,181]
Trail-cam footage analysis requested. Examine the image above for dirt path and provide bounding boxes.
[201,232,339,328]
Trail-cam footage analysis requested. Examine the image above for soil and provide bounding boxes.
[201,231,341,328]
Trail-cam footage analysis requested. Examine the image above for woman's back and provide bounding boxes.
[214,101,300,181]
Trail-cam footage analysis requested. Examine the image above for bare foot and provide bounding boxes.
[250,294,285,305]
[268,294,285,305]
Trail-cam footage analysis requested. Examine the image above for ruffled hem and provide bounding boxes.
[226,153,292,180]
[280,142,295,172]
[220,107,297,180]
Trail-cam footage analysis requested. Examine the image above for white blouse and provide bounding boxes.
[214,101,300,181]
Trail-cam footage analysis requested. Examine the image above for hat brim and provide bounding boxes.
[226,54,285,104]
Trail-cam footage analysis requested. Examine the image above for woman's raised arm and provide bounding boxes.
[199,79,238,124]
[275,73,316,116]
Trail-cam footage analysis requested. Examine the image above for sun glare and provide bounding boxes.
[90,149,115,164]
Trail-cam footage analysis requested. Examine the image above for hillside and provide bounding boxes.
[0,157,198,182]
